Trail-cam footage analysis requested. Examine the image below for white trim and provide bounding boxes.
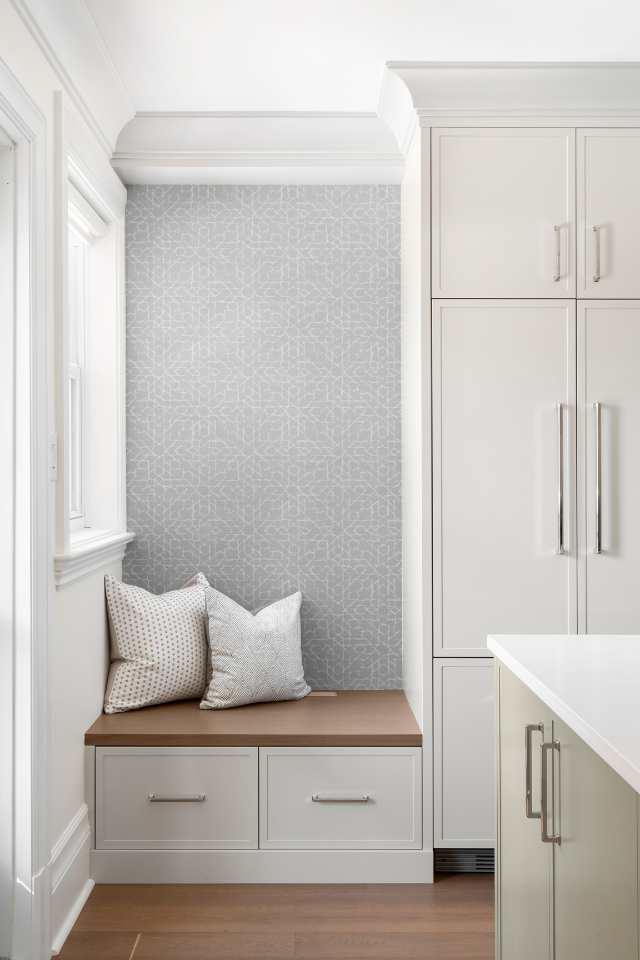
[50,806,91,894]
[9,0,133,156]
[112,111,403,185]
[134,110,379,119]
[0,55,50,960]
[54,530,135,587]
[112,149,402,167]
[50,881,94,957]
[91,848,433,884]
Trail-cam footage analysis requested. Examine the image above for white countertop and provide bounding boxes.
[488,634,640,795]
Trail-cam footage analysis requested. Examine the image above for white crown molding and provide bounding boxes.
[10,0,133,154]
[54,530,135,588]
[384,61,640,135]
[112,112,404,184]
[379,65,418,156]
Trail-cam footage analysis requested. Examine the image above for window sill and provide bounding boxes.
[54,530,135,589]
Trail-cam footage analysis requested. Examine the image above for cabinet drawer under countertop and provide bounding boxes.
[95,746,258,849]
[259,747,422,849]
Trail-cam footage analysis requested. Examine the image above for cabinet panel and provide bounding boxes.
[578,302,640,632]
[497,667,553,960]
[553,716,638,960]
[432,128,575,298]
[433,300,577,656]
[259,748,422,849]
[434,659,495,847]
[578,130,640,297]
[96,747,258,849]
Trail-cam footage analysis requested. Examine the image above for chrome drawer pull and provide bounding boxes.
[593,401,602,555]
[553,224,561,282]
[525,722,544,819]
[592,225,601,282]
[540,741,561,845]
[556,402,565,556]
[311,794,370,803]
[148,793,206,803]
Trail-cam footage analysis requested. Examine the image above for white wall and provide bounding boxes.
[0,1,131,951]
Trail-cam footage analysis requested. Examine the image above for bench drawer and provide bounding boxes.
[96,747,258,849]
[259,747,422,849]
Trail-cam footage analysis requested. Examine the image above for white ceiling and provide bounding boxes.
[84,0,640,114]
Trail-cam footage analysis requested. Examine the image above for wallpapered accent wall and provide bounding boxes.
[124,185,401,689]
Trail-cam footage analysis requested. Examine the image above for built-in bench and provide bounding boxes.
[85,691,429,884]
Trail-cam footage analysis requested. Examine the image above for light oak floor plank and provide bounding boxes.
[66,875,493,959]
[57,931,138,960]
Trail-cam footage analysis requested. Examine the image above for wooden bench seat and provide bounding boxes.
[84,690,421,747]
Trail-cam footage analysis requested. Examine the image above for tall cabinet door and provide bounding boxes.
[497,666,553,960]
[433,300,577,657]
[578,301,640,632]
[578,130,640,297]
[553,716,638,960]
[432,128,575,298]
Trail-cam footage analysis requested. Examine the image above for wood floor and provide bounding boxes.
[58,874,494,959]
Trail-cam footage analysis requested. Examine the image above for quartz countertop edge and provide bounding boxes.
[488,634,640,796]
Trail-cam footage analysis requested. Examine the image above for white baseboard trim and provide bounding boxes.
[91,848,434,884]
[50,805,94,955]
[50,879,94,957]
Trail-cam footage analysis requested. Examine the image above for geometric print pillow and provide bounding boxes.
[104,573,210,714]
[200,586,311,710]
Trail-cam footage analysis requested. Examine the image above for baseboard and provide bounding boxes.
[91,847,434,884]
[49,805,93,956]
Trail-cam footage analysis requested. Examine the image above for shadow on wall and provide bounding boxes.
[124,184,401,690]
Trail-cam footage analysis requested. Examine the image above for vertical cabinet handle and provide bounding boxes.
[540,740,561,844]
[525,723,544,819]
[592,225,601,283]
[553,225,561,282]
[593,401,602,554]
[556,402,565,555]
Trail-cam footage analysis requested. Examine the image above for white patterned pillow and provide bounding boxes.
[104,573,209,714]
[200,586,311,710]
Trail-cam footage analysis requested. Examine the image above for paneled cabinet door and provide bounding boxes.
[432,128,575,298]
[497,667,553,960]
[578,302,640,632]
[578,130,640,297]
[553,716,638,960]
[433,659,495,848]
[432,301,577,657]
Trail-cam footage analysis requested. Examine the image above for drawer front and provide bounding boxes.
[96,747,258,849]
[259,747,422,849]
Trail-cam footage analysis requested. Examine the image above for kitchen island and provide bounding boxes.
[489,634,640,960]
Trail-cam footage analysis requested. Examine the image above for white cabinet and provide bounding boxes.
[578,301,640,632]
[497,665,639,960]
[433,299,577,657]
[432,128,575,298]
[433,659,495,848]
[578,130,640,298]
[259,747,422,850]
[95,747,259,849]
[497,666,553,960]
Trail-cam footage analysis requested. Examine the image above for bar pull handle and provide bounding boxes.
[525,723,544,819]
[311,794,370,803]
[541,740,561,844]
[556,402,565,555]
[553,225,561,282]
[148,793,206,803]
[592,225,601,282]
[594,401,602,555]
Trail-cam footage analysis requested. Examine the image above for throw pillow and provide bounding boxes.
[200,586,311,709]
[104,573,209,714]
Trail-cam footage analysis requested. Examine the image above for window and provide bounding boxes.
[55,167,132,585]
[66,181,108,537]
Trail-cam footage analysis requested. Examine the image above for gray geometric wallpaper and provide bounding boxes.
[124,185,401,689]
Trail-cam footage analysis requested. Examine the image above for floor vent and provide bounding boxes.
[435,848,495,874]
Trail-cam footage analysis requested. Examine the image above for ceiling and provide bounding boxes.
[84,0,640,114]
